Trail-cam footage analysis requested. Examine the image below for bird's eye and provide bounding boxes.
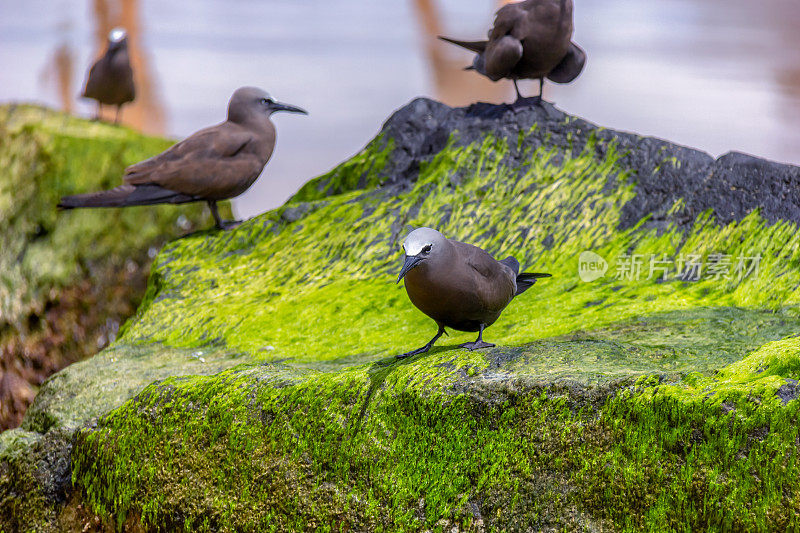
[422,245,432,254]
[261,98,273,105]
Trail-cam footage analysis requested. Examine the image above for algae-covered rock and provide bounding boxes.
[0,104,223,430]
[3,99,800,531]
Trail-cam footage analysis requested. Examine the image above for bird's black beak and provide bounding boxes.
[397,255,424,283]
[269,101,308,115]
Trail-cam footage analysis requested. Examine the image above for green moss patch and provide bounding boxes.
[73,342,800,530]
[4,101,800,531]
[0,105,227,430]
[119,133,799,360]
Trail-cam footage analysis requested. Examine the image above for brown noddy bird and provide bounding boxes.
[59,86,307,230]
[439,0,586,105]
[395,228,551,358]
[82,28,136,124]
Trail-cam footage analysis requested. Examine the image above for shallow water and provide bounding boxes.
[1,0,799,218]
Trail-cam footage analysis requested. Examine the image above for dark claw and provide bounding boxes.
[396,346,430,359]
[397,342,436,359]
[216,219,243,231]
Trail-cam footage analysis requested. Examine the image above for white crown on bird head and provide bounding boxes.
[109,27,127,43]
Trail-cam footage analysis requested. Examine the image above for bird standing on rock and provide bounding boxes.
[395,228,551,358]
[59,87,307,230]
[81,28,136,124]
[439,0,585,106]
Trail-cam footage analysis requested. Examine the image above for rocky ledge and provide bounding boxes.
[1,99,799,531]
[0,105,216,431]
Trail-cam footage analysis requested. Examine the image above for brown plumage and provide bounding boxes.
[59,86,307,230]
[439,0,586,104]
[395,228,551,358]
[82,28,135,124]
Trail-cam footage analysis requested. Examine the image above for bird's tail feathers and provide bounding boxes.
[438,36,488,54]
[58,184,196,209]
[515,272,552,296]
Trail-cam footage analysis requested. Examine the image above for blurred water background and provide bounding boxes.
[1,0,799,218]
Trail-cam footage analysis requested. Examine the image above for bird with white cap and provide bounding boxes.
[82,27,135,123]
[396,228,551,358]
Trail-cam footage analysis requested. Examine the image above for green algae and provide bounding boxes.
[65,124,800,530]
[0,427,75,533]
[73,356,581,531]
[0,341,249,532]
[5,103,800,530]
[20,343,251,434]
[290,134,394,203]
[72,344,799,531]
[0,104,232,530]
[576,387,800,531]
[0,104,219,324]
[118,133,800,362]
[0,104,228,430]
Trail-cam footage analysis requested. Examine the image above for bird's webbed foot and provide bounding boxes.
[459,324,494,351]
[459,340,495,351]
[511,96,543,111]
[396,344,433,359]
[216,219,243,231]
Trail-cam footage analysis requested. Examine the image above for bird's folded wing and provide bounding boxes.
[82,61,105,99]
[498,256,521,276]
[123,127,254,195]
[484,36,523,80]
[461,244,501,280]
[462,245,517,311]
[547,41,586,83]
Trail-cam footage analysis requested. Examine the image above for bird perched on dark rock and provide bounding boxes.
[81,28,136,123]
[395,228,551,358]
[439,0,585,106]
[59,87,307,230]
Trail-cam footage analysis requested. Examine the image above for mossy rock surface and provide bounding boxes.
[2,99,800,531]
[0,105,230,431]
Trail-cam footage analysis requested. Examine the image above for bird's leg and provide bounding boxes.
[207,200,242,231]
[94,104,102,121]
[397,325,446,359]
[510,79,542,111]
[513,79,523,102]
[535,78,545,105]
[459,324,495,351]
[114,105,122,125]
[208,200,223,228]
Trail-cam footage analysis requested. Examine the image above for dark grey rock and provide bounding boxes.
[777,379,799,405]
[280,202,312,223]
[370,98,800,231]
[0,428,73,529]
